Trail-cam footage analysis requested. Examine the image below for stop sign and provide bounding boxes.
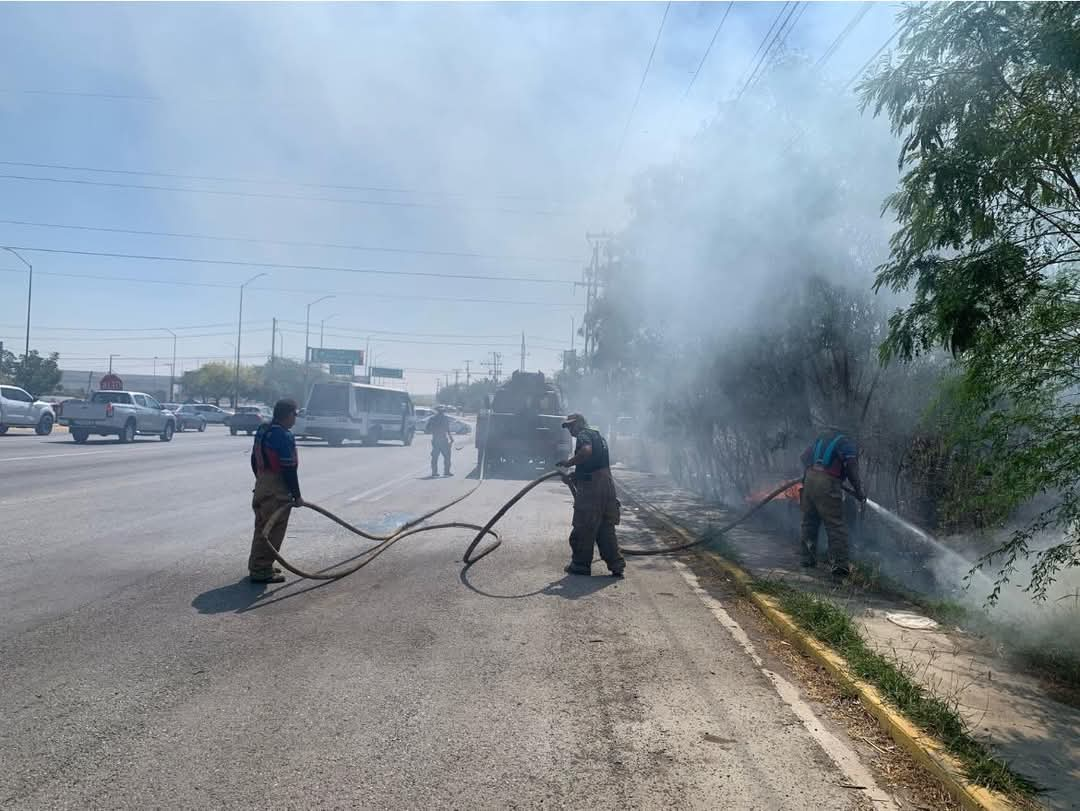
[99,373,124,391]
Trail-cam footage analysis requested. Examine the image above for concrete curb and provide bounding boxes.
[616,481,1016,811]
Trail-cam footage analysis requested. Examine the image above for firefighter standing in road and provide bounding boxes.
[799,426,867,578]
[556,413,625,578]
[248,399,303,584]
[429,405,453,477]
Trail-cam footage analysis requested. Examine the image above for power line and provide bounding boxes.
[0,219,579,265]
[0,245,575,286]
[0,159,563,205]
[278,327,557,351]
[0,173,563,218]
[0,321,233,333]
[815,2,872,68]
[845,27,901,90]
[734,2,792,102]
[741,2,804,98]
[276,319,564,343]
[0,267,580,308]
[610,2,672,175]
[680,2,733,102]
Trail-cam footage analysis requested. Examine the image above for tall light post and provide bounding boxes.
[320,313,340,349]
[2,247,33,358]
[235,273,268,409]
[162,328,177,402]
[304,295,335,398]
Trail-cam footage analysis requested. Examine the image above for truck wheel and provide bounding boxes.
[403,429,414,447]
[198,422,206,432]
[72,428,89,443]
[327,435,344,446]
[363,427,381,447]
[247,430,254,436]
[0,424,8,435]
[118,420,136,443]
[160,422,174,442]
[35,414,54,435]
[229,426,238,436]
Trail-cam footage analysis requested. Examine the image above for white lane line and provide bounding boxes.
[346,467,428,503]
[1,449,124,463]
[671,560,899,810]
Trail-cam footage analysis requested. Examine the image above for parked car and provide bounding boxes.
[0,386,56,435]
[226,405,271,435]
[414,406,434,431]
[182,403,232,424]
[57,390,176,443]
[169,404,208,432]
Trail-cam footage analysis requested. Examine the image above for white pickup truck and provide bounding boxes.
[57,390,177,444]
[0,385,56,435]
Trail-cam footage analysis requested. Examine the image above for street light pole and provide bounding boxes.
[2,247,33,358]
[320,313,340,349]
[235,273,268,409]
[304,295,335,400]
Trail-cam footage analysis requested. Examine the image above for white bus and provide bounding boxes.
[301,382,416,446]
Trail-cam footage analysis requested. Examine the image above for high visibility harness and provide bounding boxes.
[812,433,845,468]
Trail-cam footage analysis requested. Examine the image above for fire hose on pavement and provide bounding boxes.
[260,466,805,582]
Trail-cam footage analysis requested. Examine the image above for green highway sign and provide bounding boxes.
[309,347,364,365]
[328,364,354,376]
[370,366,404,379]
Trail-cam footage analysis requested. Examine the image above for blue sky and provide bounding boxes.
[0,1,898,393]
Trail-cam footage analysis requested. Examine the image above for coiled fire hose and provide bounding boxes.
[260,464,804,581]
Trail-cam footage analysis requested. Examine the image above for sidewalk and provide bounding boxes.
[615,466,1080,811]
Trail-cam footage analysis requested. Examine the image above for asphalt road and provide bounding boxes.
[1,427,893,809]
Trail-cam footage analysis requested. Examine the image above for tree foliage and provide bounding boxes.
[0,350,62,397]
[861,1,1080,597]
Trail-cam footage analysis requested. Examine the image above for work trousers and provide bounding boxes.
[431,436,452,475]
[248,473,293,576]
[800,468,849,569]
[568,468,624,573]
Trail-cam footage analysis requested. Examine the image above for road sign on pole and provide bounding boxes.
[309,347,364,365]
[328,364,354,376]
[369,366,404,379]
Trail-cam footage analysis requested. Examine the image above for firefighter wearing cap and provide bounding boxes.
[799,428,867,578]
[248,398,303,584]
[428,405,453,477]
[556,414,625,578]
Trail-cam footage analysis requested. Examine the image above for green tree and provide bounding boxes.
[861,2,1080,597]
[12,351,62,397]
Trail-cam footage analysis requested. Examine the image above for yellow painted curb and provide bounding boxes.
[617,482,1017,811]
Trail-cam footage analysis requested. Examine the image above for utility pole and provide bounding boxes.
[463,360,471,387]
[482,351,502,383]
[2,248,32,359]
[320,313,339,349]
[520,332,526,372]
[580,232,613,363]
[271,318,277,365]
[162,328,177,402]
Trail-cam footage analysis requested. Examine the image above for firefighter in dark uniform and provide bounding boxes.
[799,427,867,578]
[428,405,453,477]
[248,399,303,584]
[556,413,625,578]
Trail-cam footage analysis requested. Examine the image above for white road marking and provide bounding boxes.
[671,560,899,810]
[346,467,428,503]
[1,448,133,463]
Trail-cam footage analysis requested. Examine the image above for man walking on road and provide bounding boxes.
[799,425,867,578]
[248,399,303,584]
[428,404,453,477]
[556,413,625,578]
